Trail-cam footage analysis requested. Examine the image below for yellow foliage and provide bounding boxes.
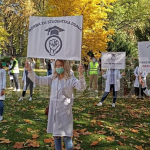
[44,0,116,61]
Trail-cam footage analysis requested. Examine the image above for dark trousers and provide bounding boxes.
[22,79,33,97]
[0,100,4,116]
[135,84,143,98]
[100,84,117,103]
[13,73,20,89]
[10,79,14,87]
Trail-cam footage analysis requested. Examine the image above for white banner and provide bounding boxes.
[138,41,150,73]
[101,52,126,69]
[27,16,83,60]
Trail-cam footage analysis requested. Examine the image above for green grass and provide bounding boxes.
[0,69,150,150]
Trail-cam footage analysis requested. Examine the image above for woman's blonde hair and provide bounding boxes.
[53,60,71,80]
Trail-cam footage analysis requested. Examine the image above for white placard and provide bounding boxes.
[101,52,126,69]
[27,16,83,60]
[138,41,150,73]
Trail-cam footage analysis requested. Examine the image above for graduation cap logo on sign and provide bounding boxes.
[45,26,65,56]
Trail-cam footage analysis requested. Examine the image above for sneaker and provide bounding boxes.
[0,116,3,121]
[13,88,16,91]
[8,87,13,89]
[136,97,140,99]
[97,102,102,106]
[29,97,32,101]
[16,89,21,92]
[112,103,115,107]
[95,90,98,93]
[18,97,23,101]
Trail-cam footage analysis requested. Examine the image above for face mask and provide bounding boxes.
[11,61,13,63]
[56,67,64,74]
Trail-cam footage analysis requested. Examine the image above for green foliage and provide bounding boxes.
[107,32,137,57]
[135,19,150,41]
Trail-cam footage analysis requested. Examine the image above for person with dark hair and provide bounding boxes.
[134,66,147,99]
[0,61,6,121]
[7,55,20,91]
[97,69,125,107]
[25,59,86,150]
[45,59,52,76]
[87,56,99,92]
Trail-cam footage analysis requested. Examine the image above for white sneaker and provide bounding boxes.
[29,97,32,101]
[18,97,23,101]
[13,88,16,91]
[16,89,21,92]
[112,103,115,107]
[0,116,3,121]
[8,87,13,89]
[88,87,91,91]
[95,90,98,93]
[97,102,102,106]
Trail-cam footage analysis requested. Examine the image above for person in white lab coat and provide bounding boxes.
[97,69,125,107]
[0,61,6,121]
[25,59,86,150]
[18,61,35,101]
[134,66,147,99]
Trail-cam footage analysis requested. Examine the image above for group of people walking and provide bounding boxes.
[0,56,150,150]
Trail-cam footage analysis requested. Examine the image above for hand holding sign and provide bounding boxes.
[78,65,84,76]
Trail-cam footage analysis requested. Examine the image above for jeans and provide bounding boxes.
[0,101,4,116]
[47,70,52,76]
[100,84,117,103]
[54,136,73,150]
[13,73,20,89]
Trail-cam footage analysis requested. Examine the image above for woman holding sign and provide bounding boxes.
[25,59,86,150]
[97,69,125,107]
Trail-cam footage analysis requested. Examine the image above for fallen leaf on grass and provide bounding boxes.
[134,145,143,150]
[90,141,99,146]
[91,120,96,124]
[0,139,11,144]
[44,138,53,143]
[130,129,138,133]
[0,137,6,141]
[27,128,32,132]
[32,134,39,139]
[120,135,129,139]
[25,139,40,148]
[2,130,7,134]
[107,136,115,141]
[24,119,31,123]
[15,128,21,132]
[118,141,124,146]
[22,108,27,111]
[14,142,24,149]
[1,120,7,123]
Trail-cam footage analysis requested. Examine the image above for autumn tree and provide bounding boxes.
[0,17,9,52]
[43,0,116,62]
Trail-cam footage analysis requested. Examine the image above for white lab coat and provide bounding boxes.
[134,66,147,87]
[28,71,86,136]
[0,69,6,100]
[103,69,122,92]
